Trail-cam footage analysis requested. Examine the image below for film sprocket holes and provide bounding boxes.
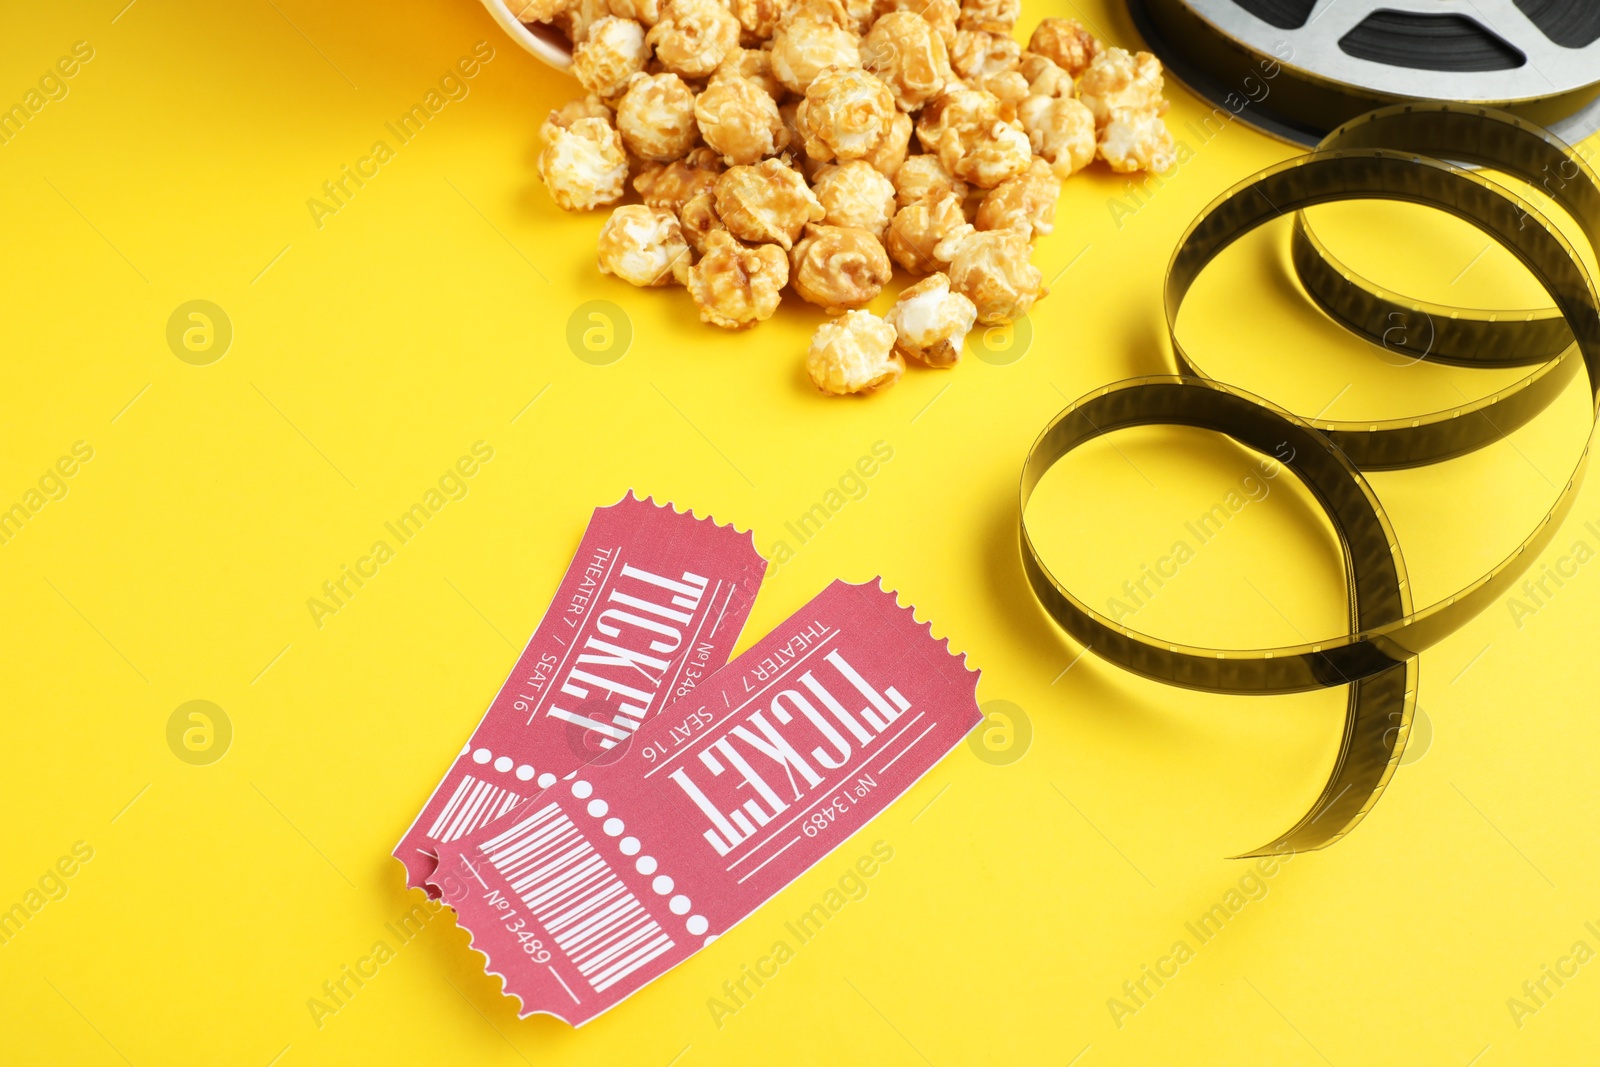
[430,579,981,1025]
[1021,104,1600,856]
[393,492,767,893]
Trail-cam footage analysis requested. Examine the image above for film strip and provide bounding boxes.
[1021,104,1600,856]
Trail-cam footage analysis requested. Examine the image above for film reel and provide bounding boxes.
[1021,104,1600,856]
[1126,0,1600,145]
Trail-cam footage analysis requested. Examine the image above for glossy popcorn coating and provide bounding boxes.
[948,29,1021,81]
[790,224,894,312]
[860,11,954,112]
[537,116,628,211]
[976,158,1060,237]
[917,86,1030,188]
[539,94,612,144]
[1028,17,1099,76]
[884,190,974,273]
[695,74,788,165]
[861,110,913,177]
[892,153,968,208]
[597,204,692,286]
[948,228,1045,323]
[1097,106,1177,173]
[572,17,650,97]
[1018,88,1096,178]
[770,2,862,94]
[812,160,897,237]
[806,309,904,395]
[616,72,701,160]
[526,3,1177,393]
[729,0,793,44]
[688,230,789,328]
[609,0,664,26]
[716,46,785,99]
[646,0,741,78]
[714,158,825,249]
[677,187,727,252]
[633,147,725,214]
[557,0,614,45]
[887,272,977,366]
[958,0,1019,33]
[796,66,896,163]
[1076,47,1166,125]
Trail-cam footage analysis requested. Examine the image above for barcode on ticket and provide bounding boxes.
[426,774,524,844]
[479,801,675,993]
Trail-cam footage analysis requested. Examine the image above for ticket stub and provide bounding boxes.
[430,579,981,1025]
[394,492,767,892]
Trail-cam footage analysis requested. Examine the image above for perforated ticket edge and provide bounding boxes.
[391,489,767,892]
[431,578,981,1026]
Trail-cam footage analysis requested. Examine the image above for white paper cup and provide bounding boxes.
[479,0,573,70]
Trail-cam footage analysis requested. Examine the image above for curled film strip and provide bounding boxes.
[1021,104,1600,856]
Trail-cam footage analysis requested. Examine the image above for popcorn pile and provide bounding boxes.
[529,0,1175,395]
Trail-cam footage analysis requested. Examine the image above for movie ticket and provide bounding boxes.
[394,492,766,892]
[430,579,981,1025]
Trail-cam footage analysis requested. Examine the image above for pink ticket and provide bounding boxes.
[429,579,981,1025]
[394,492,767,892]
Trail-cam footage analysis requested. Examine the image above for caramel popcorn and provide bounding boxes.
[796,66,895,162]
[633,146,724,213]
[948,29,1021,81]
[948,228,1044,322]
[770,3,861,94]
[714,157,824,249]
[1028,17,1099,76]
[812,160,897,237]
[609,0,664,26]
[790,224,893,311]
[890,0,958,43]
[806,310,904,395]
[957,0,1019,34]
[1019,51,1073,98]
[537,116,628,211]
[1018,91,1095,178]
[976,158,1059,237]
[695,74,787,164]
[892,153,968,207]
[646,0,741,77]
[777,100,821,180]
[597,204,692,286]
[616,72,700,160]
[886,272,976,366]
[862,110,913,178]
[525,1,1174,393]
[571,16,650,97]
[976,69,1031,108]
[860,11,953,112]
[1077,47,1166,125]
[919,88,1030,187]
[884,191,973,273]
[729,0,793,45]
[1098,106,1177,173]
[715,46,784,99]
[556,0,613,45]
[688,230,789,328]
[678,187,727,251]
[539,94,612,144]
[844,0,892,34]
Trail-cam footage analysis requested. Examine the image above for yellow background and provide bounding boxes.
[4,0,1599,1063]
